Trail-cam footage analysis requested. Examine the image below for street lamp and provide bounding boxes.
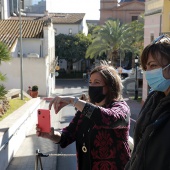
[134,56,138,100]
[19,0,23,100]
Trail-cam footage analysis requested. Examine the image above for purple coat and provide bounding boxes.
[59,101,131,170]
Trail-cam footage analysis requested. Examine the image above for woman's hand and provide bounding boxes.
[36,124,61,143]
[49,96,73,114]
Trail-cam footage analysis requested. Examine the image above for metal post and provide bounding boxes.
[35,149,43,170]
[19,0,23,100]
[119,49,122,78]
[134,56,138,100]
[119,50,121,68]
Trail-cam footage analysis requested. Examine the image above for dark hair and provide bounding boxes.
[90,64,123,105]
[141,38,170,70]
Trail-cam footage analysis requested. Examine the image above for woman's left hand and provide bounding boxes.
[49,96,72,114]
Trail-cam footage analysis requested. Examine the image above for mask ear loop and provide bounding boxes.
[162,64,170,81]
[163,63,170,70]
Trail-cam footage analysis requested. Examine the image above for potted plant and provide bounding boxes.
[30,85,38,98]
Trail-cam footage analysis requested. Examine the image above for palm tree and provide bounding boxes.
[126,14,144,59]
[0,41,11,99]
[85,19,133,67]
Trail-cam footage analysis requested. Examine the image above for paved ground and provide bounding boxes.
[6,99,60,170]
[6,79,142,170]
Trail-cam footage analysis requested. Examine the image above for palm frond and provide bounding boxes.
[0,41,11,62]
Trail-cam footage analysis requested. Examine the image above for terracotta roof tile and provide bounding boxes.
[0,20,44,49]
[0,13,85,49]
[9,13,85,24]
[48,13,85,24]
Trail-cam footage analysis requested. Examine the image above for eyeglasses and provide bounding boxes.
[152,34,170,44]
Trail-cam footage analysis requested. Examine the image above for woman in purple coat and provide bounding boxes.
[37,64,131,170]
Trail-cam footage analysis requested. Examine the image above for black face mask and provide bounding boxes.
[88,86,106,103]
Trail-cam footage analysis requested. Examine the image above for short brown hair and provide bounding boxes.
[141,38,170,70]
[90,64,123,105]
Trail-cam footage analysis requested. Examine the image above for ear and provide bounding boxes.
[163,65,170,79]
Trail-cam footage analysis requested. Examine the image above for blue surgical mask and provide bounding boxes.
[144,64,170,92]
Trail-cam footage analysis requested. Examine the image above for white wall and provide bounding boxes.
[43,22,56,95]
[10,40,18,57]
[22,38,43,57]
[0,98,42,170]
[0,21,56,97]
[54,24,81,35]
[11,38,43,58]
[54,20,88,36]
[82,15,88,35]
[0,57,47,96]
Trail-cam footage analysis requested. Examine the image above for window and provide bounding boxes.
[132,16,138,21]
[69,28,72,35]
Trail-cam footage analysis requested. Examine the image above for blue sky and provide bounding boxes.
[32,0,122,20]
[47,0,100,20]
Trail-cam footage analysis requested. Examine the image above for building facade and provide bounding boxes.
[100,0,145,24]
[142,0,170,103]
[0,19,56,97]
[99,0,145,70]
[0,0,89,94]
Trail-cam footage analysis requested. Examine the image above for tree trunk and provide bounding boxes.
[111,51,118,68]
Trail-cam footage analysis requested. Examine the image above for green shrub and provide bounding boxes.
[32,85,38,91]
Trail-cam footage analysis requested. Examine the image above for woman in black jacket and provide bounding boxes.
[37,64,131,170]
[125,34,170,170]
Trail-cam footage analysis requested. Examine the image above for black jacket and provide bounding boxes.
[125,91,170,170]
